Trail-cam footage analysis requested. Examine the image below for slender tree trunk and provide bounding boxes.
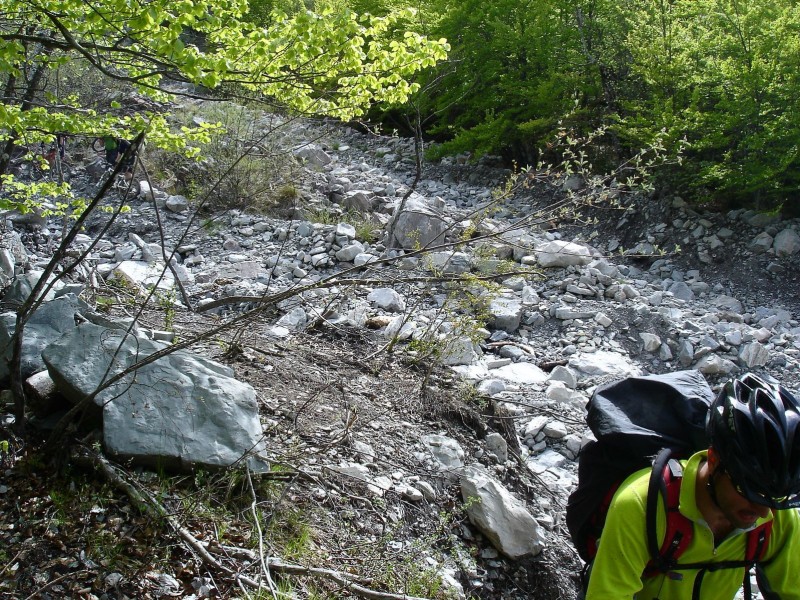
[0,39,52,179]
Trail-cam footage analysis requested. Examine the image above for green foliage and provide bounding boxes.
[274,183,299,204]
[406,0,586,163]
[145,101,298,211]
[355,0,799,209]
[380,556,450,598]
[621,0,800,207]
[456,380,487,410]
[0,0,448,212]
[155,290,177,332]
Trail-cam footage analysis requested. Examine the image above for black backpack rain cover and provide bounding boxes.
[566,369,715,562]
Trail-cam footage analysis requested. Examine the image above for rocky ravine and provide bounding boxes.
[2,113,800,599]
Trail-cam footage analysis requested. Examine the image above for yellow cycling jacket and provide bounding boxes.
[585,450,800,600]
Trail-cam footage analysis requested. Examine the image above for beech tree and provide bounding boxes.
[0,0,448,209]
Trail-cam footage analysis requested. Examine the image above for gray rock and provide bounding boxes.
[750,232,774,254]
[23,370,62,417]
[739,343,770,368]
[485,432,508,463]
[295,221,314,237]
[488,362,547,384]
[165,195,189,213]
[523,416,549,441]
[353,253,378,266]
[2,270,63,306]
[640,333,662,352]
[528,449,570,472]
[425,251,471,275]
[367,288,405,312]
[547,365,577,389]
[421,434,465,477]
[489,297,522,332]
[400,484,424,502]
[713,295,744,313]
[477,378,506,396]
[294,144,331,166]
[343,190,376,213]
[668,281,695,302]
[554,306,596,320]
[335,222,356,239]
[112,260,175,291]
[773,228,800,257]
[389,195,448,250]
[416,480,437,501]
[0,228,27,289]
[569,351,644,380]
[536,240,593,268]
[335,241,365,262]
[0,294,87,383]
[545,381,585,407]
[594,312,613,327]
[521,285,540,304]
[439,336,481,366]
[275,306,307,330]
[695,354,737,375]
[460,465,543,559]
[747,213,780,228]
[42,323,268,472]
[542,420,568,438]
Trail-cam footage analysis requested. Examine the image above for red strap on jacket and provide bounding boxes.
[643,451,773,579]
[643,457,694,577]
[745,520,773,563]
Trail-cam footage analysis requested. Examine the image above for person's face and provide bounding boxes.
[714,466,771,529]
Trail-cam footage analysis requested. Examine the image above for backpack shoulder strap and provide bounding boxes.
[644,448,694,577]
[745,520,772,563]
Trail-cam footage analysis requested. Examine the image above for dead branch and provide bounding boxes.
[75,446,433,600]
[23,569,92,600]
[267,559,433,600]
[482,340,536,355]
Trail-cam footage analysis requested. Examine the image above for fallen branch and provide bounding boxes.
[75,446,433,600]
[483,341,536,355]
[537,359,569,371]
[244,465,278,599]
[267,558,432,600]
[23,569,92,600]
[72,446,260,587]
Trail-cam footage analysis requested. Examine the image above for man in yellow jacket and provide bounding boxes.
[586,374,800,599]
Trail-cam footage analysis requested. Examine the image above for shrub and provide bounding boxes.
[142,102,300,213]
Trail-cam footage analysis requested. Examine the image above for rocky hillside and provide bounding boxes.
[1,110,799,599]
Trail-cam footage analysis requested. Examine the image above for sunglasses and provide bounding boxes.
[720,465,792,507]
[721,467,749,498]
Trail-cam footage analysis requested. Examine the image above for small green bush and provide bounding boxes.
[143,102,300,213]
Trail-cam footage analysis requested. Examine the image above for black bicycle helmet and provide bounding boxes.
[706,373,800,508]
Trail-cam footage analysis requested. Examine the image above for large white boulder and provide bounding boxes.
[460,465,544,559]
[42,323,268,472]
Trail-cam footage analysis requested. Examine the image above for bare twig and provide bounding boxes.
[245,465,278,599]
[77,447,432,600]
[267,559,433,600]
[0,550,22,577]
[483,341,536,355]
[23,569,92,600]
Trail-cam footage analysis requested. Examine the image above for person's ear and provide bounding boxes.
[707,447,720,471]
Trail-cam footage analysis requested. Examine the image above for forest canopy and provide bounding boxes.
[2,0,798,211]
[358,0,800,211]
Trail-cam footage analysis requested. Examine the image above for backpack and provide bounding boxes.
[566,370,773,596]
